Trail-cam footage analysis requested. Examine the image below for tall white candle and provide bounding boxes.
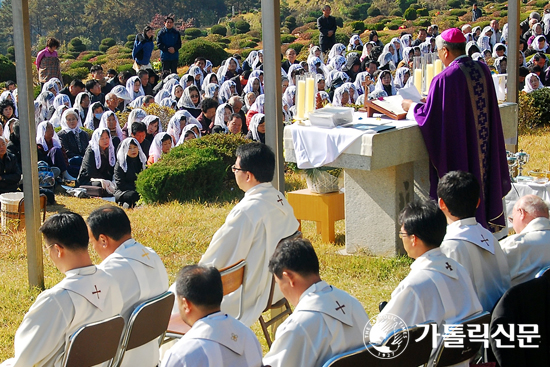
[434,59,443,75]
[425,64,434,93]
[414,69,422,94]
[296,79,306,119]
[305,77,315,115]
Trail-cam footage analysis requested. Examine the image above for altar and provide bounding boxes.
[284,103,518,256]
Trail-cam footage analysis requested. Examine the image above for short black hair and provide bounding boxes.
[437,171,480,219]
[90,65,104,73]
[70,79,85,89]
[161,133,172,143]
[40,212,89,251]
[268,238,319,278]
[87,205,132,241]
[85,79,99,91]
[107,68,117,76]
[0,100,15,115]
[519,66,530,77]
[236,142,275,183]
[165,16,174,22]
[534,52,547,60]
[144,95,155,104]
[175,265,223,309]
[131,121,147,135]
[194,56,206,63]
[138,69,149,78]
[399,200,447,248]
[322,4,331,11]
[230,113,242,122]
[495,44,506,52]
[46,37,60,49]
[201,97,219,113]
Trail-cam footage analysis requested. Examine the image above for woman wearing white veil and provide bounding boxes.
[77,127,116,188]
[327,43,346,64]
[212,103,233,134]
[219,80,237,103]
[167,110,201,143]
[49,105,69,128]
[84,102,104,130]
[347,35,363,51]
[177,86,202,116]
[98,110,124,150]
[202,73,219,91]
[332,85,350,107]
[114,137,146,207]
[35,91,55,123]
[123,108,147,139]
[147,132,173,165]
[53,94,71,109]
[58,108,89,177]
[126,75,145,102]
[374,70,397,96]
[203,83,221,103]
[242,76,264,96]
[74,92,90,122]
[393,67,411,90]
[354,72,373,95]
[183,65,205,91]
[523,73,544,93]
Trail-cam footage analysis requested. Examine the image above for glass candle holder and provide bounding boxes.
[296,75,306,120]
[413,56,423,94]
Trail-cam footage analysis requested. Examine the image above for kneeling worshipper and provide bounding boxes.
[114,138,147,208]
[161,265,262,367]
[148,132,174,165]
[98,111,124,151]
[0,212,123,367]
[212,103,234,134]
[401,27,510,233]
[77,128,116,191]
[263,238,370,367]
[57,108,89,178]
[36,121,76,182]
[166,110,199,144]
[370,200,482,367]
[246,113,265,143]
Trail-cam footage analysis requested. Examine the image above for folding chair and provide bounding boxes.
[62,315,125,367]
[112,291,175,367]
[164,260,246,341]
[535,265,550,278]
[258,231,302,347]
[429,312,491,367]
[323,320,437,367]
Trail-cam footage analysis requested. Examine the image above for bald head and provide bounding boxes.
[512,195,549,233]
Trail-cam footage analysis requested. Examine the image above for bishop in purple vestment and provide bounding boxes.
[403,28,511,232]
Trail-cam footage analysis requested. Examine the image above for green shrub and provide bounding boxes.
[235,20,251,34]
[285,16,297,31]
[69,52,82,59]
[518,92,541,133]
[70,60,93,70]
[450,9,467,16]
[60,53,76,60]
[417,8,429,16]
[390,9,403,17]
[447,0,462,8]
[99,45,110,52]
[137,134,251,203]
[335,17,344,28]
[101,38,116,47]
[127,34,135,42]
[531,88,550,128]
[6,46,15,61]
[79,51,103,61]
[303,16,317,24]
[404,8,417,20]
[309,10,322,18]
[178,39,228,67]
[239,40,258,48]
[0,55,16,83]
[280,34,297,43]
[33,84,41,99]
[68,38,86,53]
[388,24,400,30]
[185,28,203,39]
[62,67,89,84]
[335,33,348,45]
[287,43,304,54]
[116,64,134,73]
[414,18,431,27]
[410,3,421,10]
[211,24,227,36]
[350,21,366,33]
[124,41,134,49]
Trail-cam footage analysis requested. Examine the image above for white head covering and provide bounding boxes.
[328,43,346,63]
[149,132,173,163]
[49,105,69,128]
[42,79,59,95]
[36,121,61,151]
[53,94,71,109]
[202,73,219,90]
[520,50,527,67]
[89,128,116,169]
[154,89,171,105]
[391,37,403,62]
[74,92,89,121]
[400,34,412,48]
[167,110,201,143]
[243,76,264,95]
[178,86,202,109]
[176,124,199,145]
[217,57,241,83]
[219,80,236,103]
[163,78,179,93]
[126,76,145,101]
[378,52,396,70]
[170,84,184,101]
[249,113,264,141]
[283,86,296,108]
[160,98,176,108]
[116,137,146,172]
[143,114,163,135]
[477,35,492,53]
[35,91,55,123]
[185,65,204,90]
[60,108,82,133]
[287,64,304,86]
[492,43,507,58]
[316,91,331,105]
[494,56,507,73]
[129,95,147,108]
[84,101,104,130]
[347,35,364,51]
[205,60,213,73]
[523,73,544,93]
[165,73,180,82]
[126,108,147,135]
[0,91,13,103]
[342,82,358,104]
[402,46,414,65]
[382,43,398,64]
[203,83,220,102]
[374,70,397,96]
[328,55,346,71]
[307,56,324,75]
[214,103,233,133]
[354,72,371,95]
[2,118,17,140]
[251,51,262,70]
[501,23,509,43]
[243,51,258,68]
[249,70,263,80]
[98,110,123,141]
[328,71,350,89]
[394,67,410,89]
[332,85,350,107]
[532,35,549,52]
[248,94,265,114]
[111,85,131,101]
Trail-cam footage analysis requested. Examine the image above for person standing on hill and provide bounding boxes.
[132,26,155,73]
[317,5,337,61]
[35,37,63,88]
[472,3,482,22]
[157,17,182,74]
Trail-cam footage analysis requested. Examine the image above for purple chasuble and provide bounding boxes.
[414,56,511,232]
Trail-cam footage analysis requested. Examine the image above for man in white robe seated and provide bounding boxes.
[437,171,511,311]
[263,237,370,367]
[370,200,482,367]
[161,265,262,367]
[500,194,550,286]
[87,205,169,367]
[194,142,299,327]
[1,212,123,367]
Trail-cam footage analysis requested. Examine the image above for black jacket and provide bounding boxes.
[77,147,114,186]
[0,152,21,193]
[58,130,90,158]
[317,15,337,46]
[114,157,143,200]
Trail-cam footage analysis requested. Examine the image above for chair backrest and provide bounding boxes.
[380,320,437,367]
[430,311,491,367]
[536,265,550,279]
[219,259,246,319]
[113,291,175,367]
[322,345,379,367]
[63,315,125,367]
[263,230,302,312]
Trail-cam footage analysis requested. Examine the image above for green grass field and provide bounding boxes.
[0,131,547,360]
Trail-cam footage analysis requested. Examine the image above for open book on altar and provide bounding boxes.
[364,96,407,120]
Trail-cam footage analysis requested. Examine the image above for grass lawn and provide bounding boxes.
[0,130,547,360]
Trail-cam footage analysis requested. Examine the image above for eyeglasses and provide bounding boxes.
[190,94,199,98]
[231,165,247,173]
[44,242,55,251]
[398,232,410,239]
[508,217,513,223]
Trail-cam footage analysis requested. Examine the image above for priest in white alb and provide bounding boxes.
[370,200,482,367]
[1,212,123,367]
[195,142,299,327]
[263,237,370,367]
[87,205,169,367]
[161,265,262,367]
[437,171,510,311]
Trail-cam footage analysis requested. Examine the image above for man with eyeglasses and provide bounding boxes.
[157,17,182,74]
[500,195,550,286]
[370,200,482,364]
[1,212,123,367]
[188,142,299,327]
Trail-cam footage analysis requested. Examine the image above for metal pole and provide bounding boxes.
[261,0,285,193]
[507,0,519,104]
[12,0,44,289]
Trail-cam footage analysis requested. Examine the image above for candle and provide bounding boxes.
[425,64,434,93]
[305,76,315,116]
[414,69,422,94]
[296,79,306,119]
[434,59,443,75]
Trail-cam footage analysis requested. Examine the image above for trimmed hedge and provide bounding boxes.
[287,43,304,54]
[281,34,297,43]
[239,40,258,48]
[235,20,251,34]
[0,55,16,83]
[62,67,89,85]
[211,24,227,36]
[178,39,228,67]
[68,38,86,53]
[70,60,93,69]
[404,8,417,20]
[185,28,203,39]
[350,21,366,33]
